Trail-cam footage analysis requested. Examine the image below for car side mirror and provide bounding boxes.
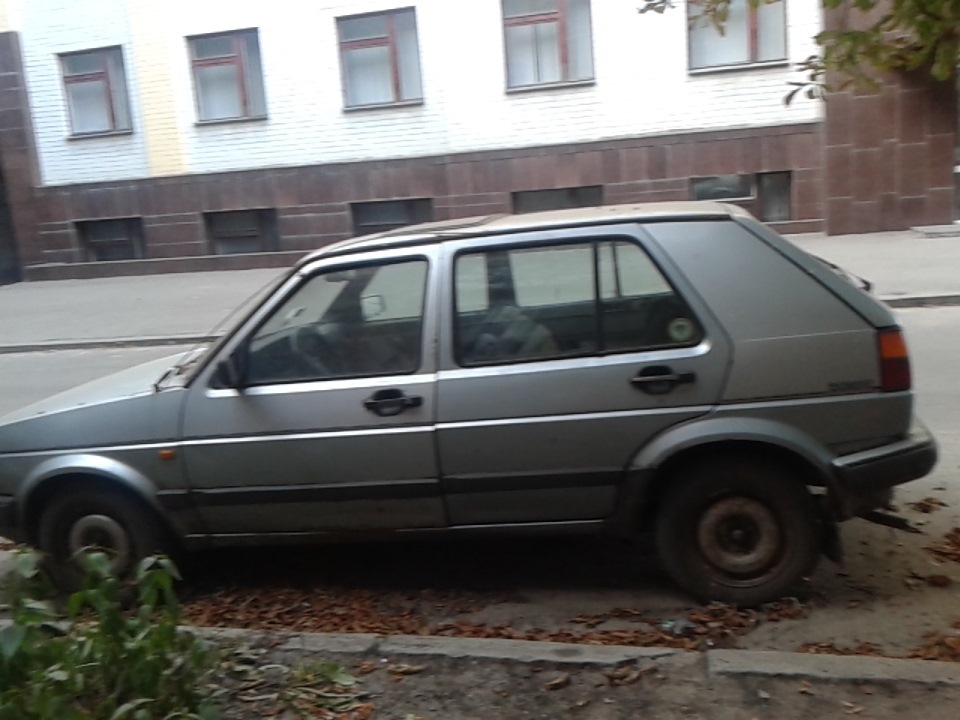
[214,351,247,390]
[361,294,386,320]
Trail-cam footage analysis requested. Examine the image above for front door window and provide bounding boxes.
[246,258,428,385]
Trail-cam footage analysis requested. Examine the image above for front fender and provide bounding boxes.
[19,453,161,522]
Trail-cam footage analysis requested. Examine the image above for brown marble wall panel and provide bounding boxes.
[0,31,39,279]
[20,122,825,275]
[822,5,957,233]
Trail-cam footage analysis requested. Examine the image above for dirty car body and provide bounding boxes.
[0,203,937,604]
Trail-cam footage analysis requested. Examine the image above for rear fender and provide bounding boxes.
[609,416,839,534]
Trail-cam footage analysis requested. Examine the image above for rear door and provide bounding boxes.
[435,224,731,527]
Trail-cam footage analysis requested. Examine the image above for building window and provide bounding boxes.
[59,47,131,136]
[76,218,143,262]
[502,0,594,89]
[351,199,433,236]
[512,185,603,214]
[204,210,278,255]
[337,8,423,107]
[688,0,787,70]
[188,29,266,122]
[691,171,792,222]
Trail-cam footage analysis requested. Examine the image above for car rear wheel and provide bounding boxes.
[37,487,169,592]
[655,458,822,606]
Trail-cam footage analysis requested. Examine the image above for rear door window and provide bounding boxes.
[453,238,702,366]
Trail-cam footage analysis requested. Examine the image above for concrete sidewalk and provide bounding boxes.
[0,228,958,352]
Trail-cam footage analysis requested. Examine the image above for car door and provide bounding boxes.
[435,225,731,527]
[180,247,445,536]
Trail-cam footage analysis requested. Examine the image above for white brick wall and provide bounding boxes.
[19,0,149,187]
[18,0,823,186]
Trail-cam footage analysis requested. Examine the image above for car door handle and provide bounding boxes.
[363,389,423,417]
[631,366,696,395]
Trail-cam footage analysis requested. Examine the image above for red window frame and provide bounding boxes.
[687,0,787,69]
[188,30,260,120]
[60,47,127,135]
[337,8,418,107]
[502,0,587,87]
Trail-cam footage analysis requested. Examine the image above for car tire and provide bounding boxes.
[655,458,822,606]
[37,487,169,592]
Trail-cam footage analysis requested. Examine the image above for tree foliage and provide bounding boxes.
[640,0,960,98]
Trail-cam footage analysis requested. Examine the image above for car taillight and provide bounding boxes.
[877,328,911,392]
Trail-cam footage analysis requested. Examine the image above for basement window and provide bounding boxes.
[204,209,278,255]
[76,218,144,261]
[691,171,792,222]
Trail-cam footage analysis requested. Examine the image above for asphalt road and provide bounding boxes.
[0,307,958,657]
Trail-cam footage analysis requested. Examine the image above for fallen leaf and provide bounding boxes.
[757,689,771,700]
[799,681,814,695]
[387,664,426,676]
[544,672,571,691]
[908,497,948,513]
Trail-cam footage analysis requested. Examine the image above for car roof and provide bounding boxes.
[296,201,751,267]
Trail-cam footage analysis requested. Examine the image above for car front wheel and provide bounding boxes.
[656,458,822,606]
[37,486,169,591]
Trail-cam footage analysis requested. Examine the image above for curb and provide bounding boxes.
[0,335,218,355]
[194,628,679,667]
[883,294,960,309]
[193,628,960,685]
[1,294,959,355]
[708,649,960,686]
[5,617,960,684]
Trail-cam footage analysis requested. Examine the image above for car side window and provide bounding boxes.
[597,240,702,352]
[245,258,428,385]
[454,239,701,366]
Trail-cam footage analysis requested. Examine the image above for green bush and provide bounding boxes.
[0,550,220,720]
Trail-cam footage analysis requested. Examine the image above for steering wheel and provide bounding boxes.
[290,325,346,376]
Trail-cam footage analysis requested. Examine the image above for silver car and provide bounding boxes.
[0,203,937,605]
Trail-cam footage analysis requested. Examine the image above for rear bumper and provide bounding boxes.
[831,418,938,519]
[0,494,22,543]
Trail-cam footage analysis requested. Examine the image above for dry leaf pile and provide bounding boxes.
[907,497,948,514]
[925,527,960,563]
[799,641,888,657]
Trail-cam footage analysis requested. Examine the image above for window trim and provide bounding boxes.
[75,217,145,262]
[501,0,595,90]
[686,0,788,72]
[59,46,131,137]
[238,255,431,388]
[451,236,702,369]
[188,28,267,123]
[336,7,423,109]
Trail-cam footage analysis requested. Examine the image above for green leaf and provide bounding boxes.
[0,624,25,659]
[12,549,41,579]
[110,698,154,720]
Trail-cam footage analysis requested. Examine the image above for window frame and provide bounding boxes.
[452,236,702,368]
[336,7,423,109]
[501,0,595,91]
[511,185,603,214]
[75,217,144,262]
[240,255,431,387]
[690,171,793,223]
[350,198,433,236]
[686,0,788,72]
[188,28,267,123]
[59,46,132,137]
[204,209,279,255]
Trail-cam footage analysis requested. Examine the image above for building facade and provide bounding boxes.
[0,0,954,281]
